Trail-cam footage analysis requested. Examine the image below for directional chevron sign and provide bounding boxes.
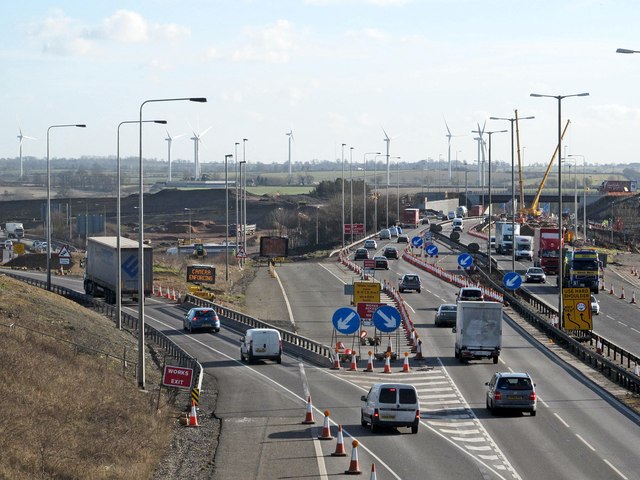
[426,244,439,256]
[332,307,361,334]
[503,271,522,290]
[372,305,402,333]
[457,253,473,268]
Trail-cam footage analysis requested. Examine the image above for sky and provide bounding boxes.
[2,0,640,171]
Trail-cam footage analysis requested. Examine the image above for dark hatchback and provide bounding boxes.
[354,248,369,260]
[183,307,221,333]
[398,274,421,293]
[435,304,457,327]
[382,246,399,259]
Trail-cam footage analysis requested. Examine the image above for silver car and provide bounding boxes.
[485,372,537,416]
[435,304,457,327]
[590,294,600,315]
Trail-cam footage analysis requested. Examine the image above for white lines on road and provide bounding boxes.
[631,327,640,334]
[603,459,629,480]
[607,315,616,321]
[575,434,595,451]
[617,321,628,327]
[553,413,571,428]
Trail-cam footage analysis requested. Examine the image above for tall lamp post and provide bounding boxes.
[117,119,166,330]
[530,91,589,329]
[239,159,246,266]
[242,139,248,266]
[225,154,232,280]
[350,146,355,244]
[341,143,347,248]
[234,142,240,251]
[394,157,401,222]
[374,154,386,233]
[490,113,535,273]
[138,96,206,389]
[47,124,86,291]
[569,154,587,241]
[363,152,380,235]
[485,129,508,273]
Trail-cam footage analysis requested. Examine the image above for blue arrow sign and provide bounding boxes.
[411,236,423,247]
[372,305,402,333]
[503,271,523,290]
[426,244,439,256]
[457,253,473,268]
[332,307,361,334]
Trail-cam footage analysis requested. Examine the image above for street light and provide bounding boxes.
[239,159,246,265]
[242,139,248,266]
[46,123,86,291]
[490,112,535,273]
[234,142,240,252]
[486,129,508,273]
[117,119,165,330]
[374,154,386,232]
[617,48,640,54]
[363,152,380,235]
[396,157,401,222]
[530,91,589,329]
[341,143,346,248]
[350,146,354,244]
[137,96,206,389]
[225,154,232,281]
[568,154,586,242]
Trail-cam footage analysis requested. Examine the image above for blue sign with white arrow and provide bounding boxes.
[457,253,474,268]
[411,236,423,248]
[425,244,439,256]
[503,271,523,290]
[372,305,402,333]
[332,307,361,334]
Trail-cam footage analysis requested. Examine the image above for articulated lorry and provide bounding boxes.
[494,221,520,254]
[83,236,153,304]
[533,226,562,274]
[453,301,503,364]
[4,222,24,239]
[563,248,602,293]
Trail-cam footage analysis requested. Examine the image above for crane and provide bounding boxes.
[520,119,571,218]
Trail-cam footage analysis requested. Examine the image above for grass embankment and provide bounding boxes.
[0,275,171,479]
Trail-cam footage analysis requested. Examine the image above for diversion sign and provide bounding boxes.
[187,265,216,284]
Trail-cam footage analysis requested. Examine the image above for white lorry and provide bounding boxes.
[494,221,520,254]
[514,235,534,261]
[5,222,24,239]
[453,301,503,364]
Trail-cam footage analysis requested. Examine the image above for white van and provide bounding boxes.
[360,383,420,433]
[379,229,391,240]
[452,218,464,231]
[240,328,282,364]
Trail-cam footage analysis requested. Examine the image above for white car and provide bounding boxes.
[591,294,600,315]
[363,239,377,249]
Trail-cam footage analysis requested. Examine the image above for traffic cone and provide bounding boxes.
[302,396,315,424]
[383,353,392,374]
[188,400,200,427]
[331,424,347,456]
[596,339,603,355]
[318,410,333,440]
[620,288,626,300]
[609,283,615,295]
[364,351,374,372]
[165,288,171,299]
[600,281,605,291]
[369,463,377,480]
[331,350,341,370]
[402,351,411,372]
[152,284,156,296]
[631,291,637,304]
[344,440,362,475]
[349,354,358,371]
[171,289,177,301]
[157,285,163,297]
[414,339,424,360]
[634,363,639,376]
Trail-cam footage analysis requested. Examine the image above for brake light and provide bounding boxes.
[193,316,198,322]
[494,391,502,401]
[529,392,537,401]
[279,339,283,350]
[415,409,420,420]
[373,409,379,419]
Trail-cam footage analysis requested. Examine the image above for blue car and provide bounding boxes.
[184,307,221,333]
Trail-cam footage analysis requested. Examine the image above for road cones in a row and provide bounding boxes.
[302,396,315,424]
[187,400,199,427]
[631,291,637,304]
[383,353,392,374]
[318,410,333,440]
[620,287,626,300]
[364,351,374,372]
[344,440,361,475]
[402,351,411,372]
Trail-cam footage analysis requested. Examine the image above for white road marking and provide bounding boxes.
[603,459,628,480]
[575,434,595,451]
[617,321,628,327]
[631,327,640,334]
[553,412,570,428]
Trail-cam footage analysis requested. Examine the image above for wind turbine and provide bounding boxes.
[471,121,487,188]
[444,119,462,182]
[17,128,36,179]
[189,123,213,181]
[165,129,185,182]
[286,129,294,184]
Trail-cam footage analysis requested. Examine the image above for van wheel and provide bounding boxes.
[277,355,282,364]
[360,413,367,427]
[492,356,499,364]
[370,422,378,433]
[240,350,245,362]
[411,425,418,434]
[530,410,537,417]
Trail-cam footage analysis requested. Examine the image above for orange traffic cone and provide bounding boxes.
[610,283,615,295]
[165,288,171,299]
[171,289,177,301]
[620,287,626,300]
[344,440,362,475]
[369,463,378,480]
[402,351,411,372]
[364,351,374,372]
[152,284,156,296]
[631,291,637,304]
[188,400,200,427]
[318,410,333,440]
[157,285,163,297]
[414,339,424,360]
[331,350,341,370]
[383,353,392,374]
[331,424,347,456]
[349,354,358,371]
[302,396,315,424]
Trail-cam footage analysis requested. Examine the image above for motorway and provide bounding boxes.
[9,224,640,480]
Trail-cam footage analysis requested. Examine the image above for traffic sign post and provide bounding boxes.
[457,253,473,269]
[503,271,522,290]
[562,288,592,331]
[411,236,423,248]
[353,282,381,304]
[425,244,439,257]
[332,307,361,335]
[372,305,402,333]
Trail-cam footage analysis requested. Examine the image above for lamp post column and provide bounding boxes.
[341,143,346,249]
[225,154,232,281]
[350,146,354,245]
[235,142,240,252]
[485,129,508,273]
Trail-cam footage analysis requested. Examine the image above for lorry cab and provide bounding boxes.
[240,328,282,364]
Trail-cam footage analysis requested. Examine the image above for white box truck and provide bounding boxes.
[83,236,153,304]
[453,301,503,364]
[5,222,24,239]
[494,221,520,254]
[515,235,534,261]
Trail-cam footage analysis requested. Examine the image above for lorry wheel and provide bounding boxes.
[493,356,499,364]
[454,349,459,359]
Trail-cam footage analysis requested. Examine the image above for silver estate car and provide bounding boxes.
[485,372,537,416]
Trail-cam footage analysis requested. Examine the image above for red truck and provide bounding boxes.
[533,226,563,274]
[400,208,420,228]
[470,205,484,217]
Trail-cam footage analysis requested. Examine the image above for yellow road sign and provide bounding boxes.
[562,288,592,331]
[13,243,25,255]
[353,281,381,304]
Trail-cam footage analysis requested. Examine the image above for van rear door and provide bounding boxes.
[378,386,418,423]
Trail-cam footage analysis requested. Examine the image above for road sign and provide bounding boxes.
[13,243,25,255]
[562,288,592,331]
[372,305,402,333]
[353,281,381,304]
[162,365,193,389]
[344,223,365,235]
[411,236,423,248]
[503,271,522,290]
[457,253,473,268]
[357,302,385,320]
[425,244,439,256]
[363,259,375,270]
[423,232,433,241]
[236,246,247,258]
[332,307,361,334]
[58,245,71,258]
